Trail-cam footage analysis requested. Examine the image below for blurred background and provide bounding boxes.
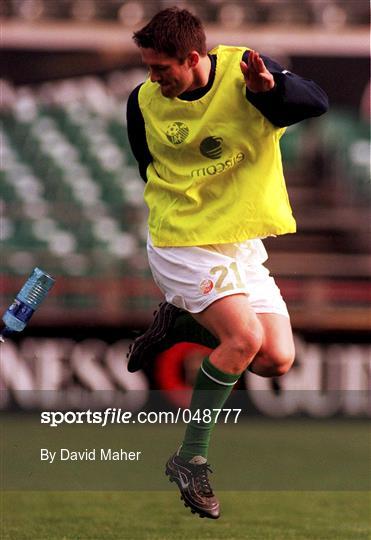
[1,0,370,413]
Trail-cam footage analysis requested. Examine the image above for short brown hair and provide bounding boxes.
[133,7,207,61]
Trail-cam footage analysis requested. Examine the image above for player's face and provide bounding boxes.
[140,48,195,98]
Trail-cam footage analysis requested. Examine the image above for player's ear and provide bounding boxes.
[187,51,200,68]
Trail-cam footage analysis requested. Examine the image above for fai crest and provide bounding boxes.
[166,122,189,145]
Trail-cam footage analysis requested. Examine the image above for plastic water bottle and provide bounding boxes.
[1,267,55,341]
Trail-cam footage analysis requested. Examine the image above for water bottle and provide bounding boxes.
[1,267,55,341]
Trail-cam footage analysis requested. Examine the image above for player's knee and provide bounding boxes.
[268,346,295,377]
[250,341,295,377]
[227,324,263,367]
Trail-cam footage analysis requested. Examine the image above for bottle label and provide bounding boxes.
[7,299,35,323]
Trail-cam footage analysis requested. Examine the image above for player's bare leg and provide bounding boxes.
[249,313,295,377]
[166,294,264,519]
[191,294,264,374]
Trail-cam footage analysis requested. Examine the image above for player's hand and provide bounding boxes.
[240,50,275,93]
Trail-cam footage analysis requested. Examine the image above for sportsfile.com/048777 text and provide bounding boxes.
[40,408,242,428]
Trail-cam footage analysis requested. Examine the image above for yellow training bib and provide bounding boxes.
[138,45,296,247]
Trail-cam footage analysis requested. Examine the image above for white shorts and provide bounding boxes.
[147,234,289,318]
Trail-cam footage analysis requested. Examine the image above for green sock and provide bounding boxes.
[168,312,219,349]
[179,356,241,462]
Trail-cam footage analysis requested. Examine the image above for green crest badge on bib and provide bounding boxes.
[166,122,189,144]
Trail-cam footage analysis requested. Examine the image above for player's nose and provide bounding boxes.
[149,68,160,83]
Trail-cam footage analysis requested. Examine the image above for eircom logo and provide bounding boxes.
[191,152,245,178]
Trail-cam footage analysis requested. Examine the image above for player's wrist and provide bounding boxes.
[246,83,276,94]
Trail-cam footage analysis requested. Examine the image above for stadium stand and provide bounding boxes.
[1,70,370,331]
[1,0,369,28]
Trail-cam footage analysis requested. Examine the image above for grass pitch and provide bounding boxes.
[1,416,369,538]
[1,490,369,539]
